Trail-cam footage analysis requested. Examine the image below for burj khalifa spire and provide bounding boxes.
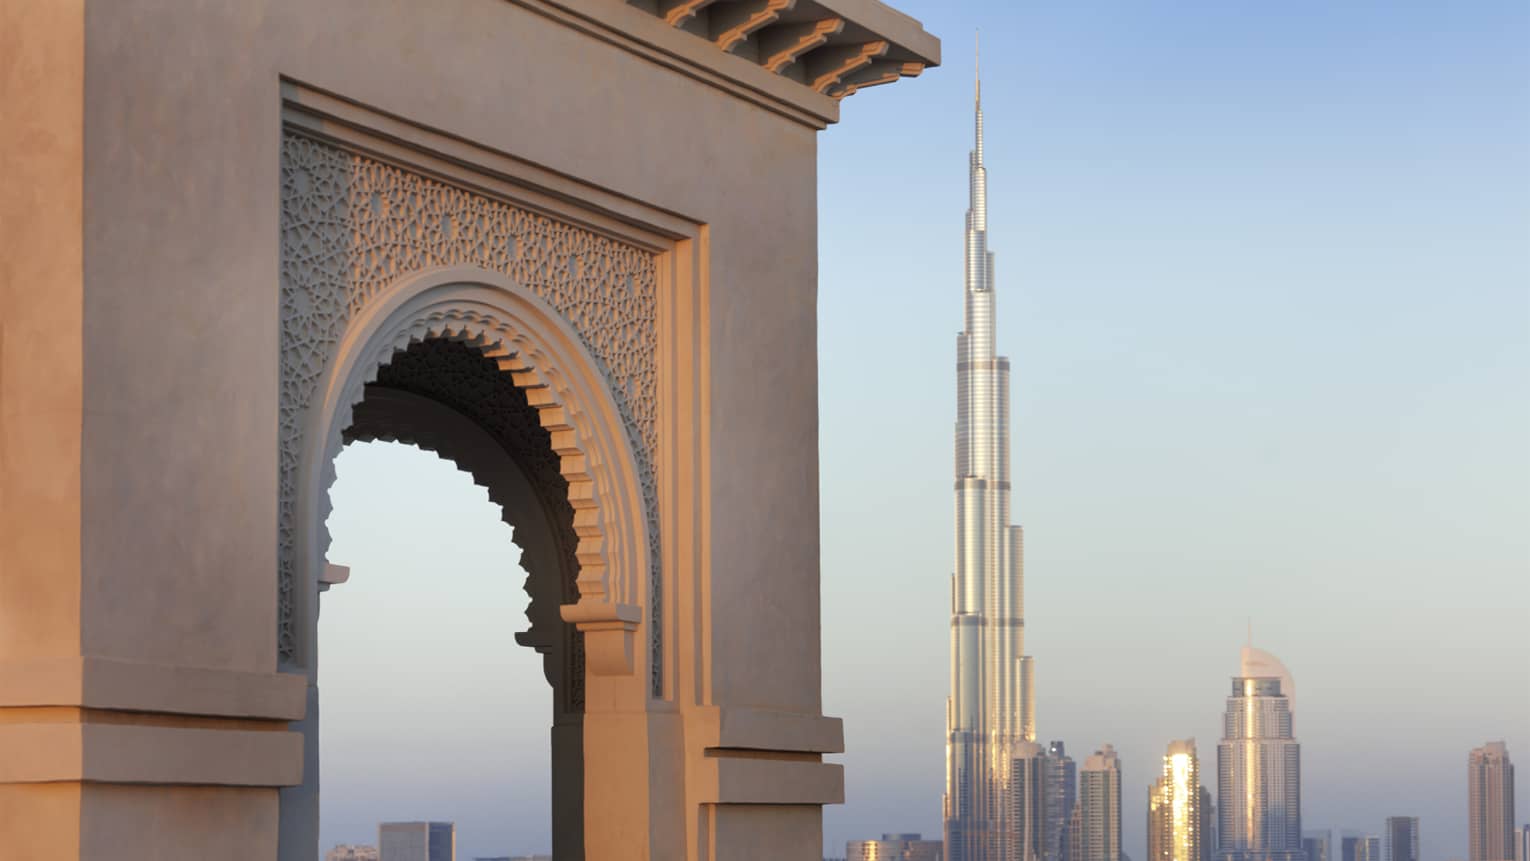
[945,38,1037,861]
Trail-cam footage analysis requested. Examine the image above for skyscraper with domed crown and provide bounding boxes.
[1217,646,1306,861]
[944,41,1036,861]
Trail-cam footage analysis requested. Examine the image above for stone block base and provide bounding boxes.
[1,784,278,861]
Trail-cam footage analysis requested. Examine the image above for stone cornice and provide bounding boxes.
[507,0,939,128]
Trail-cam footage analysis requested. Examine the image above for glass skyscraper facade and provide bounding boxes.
[1385,818,1419,861]
[1008,743,1048,861]
[1072,746,1122,861]
[1201,787,1216,861]
[1217,647,1305,861]
[1302,832,1332,861]
[1045,742,1079,861]
[943,50,1035,861]
[848,834,944,861]
[1341,836,1381,861]
[1151,740,1207,861]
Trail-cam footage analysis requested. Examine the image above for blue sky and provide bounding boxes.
[319,3,1529,858]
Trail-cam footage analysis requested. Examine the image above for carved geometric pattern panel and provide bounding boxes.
[279,133,661,694]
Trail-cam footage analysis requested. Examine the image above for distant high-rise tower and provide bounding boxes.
[1303,832,1332,861]
[1201,788,1216,861]
[944,38,1034,861]
[1073,745,1122,861]
[1515,825,1530,861]
[1385,818,1419,861]
[1469,742,1517,861]
[1150,740,1207,861]
[1342,836,1382,861]
[1008,742,1049,861]
[847,833,944,861]
[1217,646,1305,861]
[379,822,454,861]
[1045,742,1079,861]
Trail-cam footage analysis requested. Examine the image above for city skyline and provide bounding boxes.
[816,1,1527,857]
[311,1,1530,858]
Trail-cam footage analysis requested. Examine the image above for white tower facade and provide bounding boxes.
[944,51,1036,861]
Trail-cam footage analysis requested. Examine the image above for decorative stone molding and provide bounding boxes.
[0,657,307,721]
[320,287,649,676]
[279,134,660,688]
[0,658,306,790]
[686,705,846,804]
[0,719,303,787]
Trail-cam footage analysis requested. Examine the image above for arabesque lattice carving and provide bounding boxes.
[279,133,660,693]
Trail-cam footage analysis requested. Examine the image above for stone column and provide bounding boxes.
[1,5,304,857]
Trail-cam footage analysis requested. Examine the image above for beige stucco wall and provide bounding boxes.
[0,784,82,859]
[80,786,279,860]
[0,0,84,663]
[710,805,824,861]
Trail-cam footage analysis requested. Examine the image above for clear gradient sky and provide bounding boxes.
[318,2,1530,858]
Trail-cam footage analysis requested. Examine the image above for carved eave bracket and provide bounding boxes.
[760,17,843,73]
[628,0,937,106]
[827,59,924,99]
[712,0,795,54]
[806,39,885,93]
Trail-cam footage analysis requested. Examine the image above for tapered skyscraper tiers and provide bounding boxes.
[946,50,1035,861]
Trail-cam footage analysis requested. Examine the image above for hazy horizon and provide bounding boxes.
[317,2,1529,859]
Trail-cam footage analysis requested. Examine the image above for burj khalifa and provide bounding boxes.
[944,51,1037,861]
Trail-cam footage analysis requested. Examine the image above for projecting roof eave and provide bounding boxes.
[524,0,940,129]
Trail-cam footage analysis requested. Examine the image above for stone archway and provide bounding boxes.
[279,270,654,860]
[343,374,585,858]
